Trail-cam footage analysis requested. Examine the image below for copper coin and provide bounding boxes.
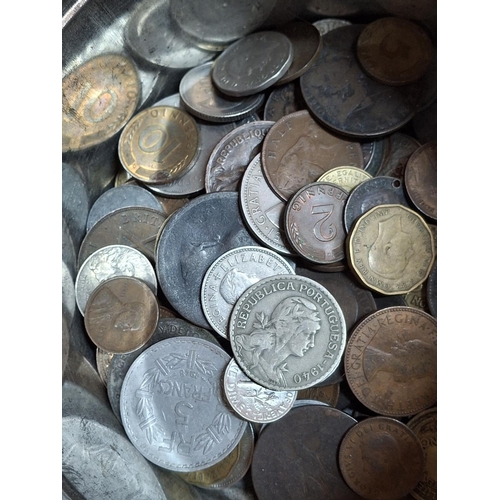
[62,54,140,153]
[344,306,437,417]
[356,17,434,86]
[84,276,159,354]
[262,110,363,201]
[297,383,340,407]
[285,182,349,264]
[404,141,437,220]
[263,81,307,122]
[339,416,425,500]
[376,132,421,179]
[118,105,199,184]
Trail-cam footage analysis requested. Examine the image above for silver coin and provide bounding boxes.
[62,260,76,325]
[312,17,352,36]
[212,31,294,97]
[205,121,274,193]
[75,245,157,316]
[120,337,247,472]
[86,184,165,232]
[239,154,295,256]
[201,246,295,338]
[96,348,114,387]
[224,358,297,423]
[229,274,347,391]
[180,62,265,123]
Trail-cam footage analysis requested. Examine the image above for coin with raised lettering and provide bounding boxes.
[96,348,113,387]
[317,166,372,193]
[296,383,339,407]
[229,274,347,391]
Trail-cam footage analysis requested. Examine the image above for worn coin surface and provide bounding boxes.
[426,261,437,318]
[262,110,363,201]
[201,246,295,338]
[224,358,297,423]
[347,204,435,295]
[285,182,349,264]
[229,274,347,391]
[344,307,437,417]
[317,166,372,193]
[404,284,429,313]
[96,348,113,387]
[362,137,391,176]
[118,105,199,184]
[84,276,159,354]
[313,17,352,36]
[62,53,140,152]
[296,383,340,407]
[263,81,307,121]
[376,132,421,179]
[120,337,247,472]
[339,416,425,500]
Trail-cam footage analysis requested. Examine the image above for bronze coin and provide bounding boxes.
[344,306,437,417]
[118,105,199,184]
[404,141,437,220]
[297,383,340,407]
[84,276,159,354]
[285,182,349,264]
[62,54,140,153]
[357,17,434,86]
[339,416,425,500]
[261,110,364,201]
[376,132,421,179]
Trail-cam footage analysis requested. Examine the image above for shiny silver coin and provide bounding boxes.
[120,337,247,472]
[62,260,76,326]
[224,358,297,423]
[212,31,294,97]
[312,17,352,36]
[201,246,295,338]
[229,274,347,391]
[75,245,157,316]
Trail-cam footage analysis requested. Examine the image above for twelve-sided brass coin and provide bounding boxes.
[118,105,199,184]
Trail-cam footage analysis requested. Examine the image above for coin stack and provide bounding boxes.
[63,2,437,499]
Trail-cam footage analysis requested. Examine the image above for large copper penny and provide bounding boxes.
[261,110,363,201]
[62,54,140,152]
[339,416,425,500]
[84,276,159,354]
[118,105,199,184]
[344,307,437,417]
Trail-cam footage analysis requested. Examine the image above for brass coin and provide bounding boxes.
[62,54,140,153]
[84,276,159,354]
[118,105,199,184]
[317,166,372,193]
[347,204,435,295]
[339,416,425,500]
[356,17,434,86]
[344,306,437,417]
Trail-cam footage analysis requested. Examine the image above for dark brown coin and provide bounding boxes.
[251,405,364,500]
[84,276,159,354]
[297,383,340,407]
[344,307,437,417]
[426,261,437,319]
[404,284,429,314]
[376,132,421,179]
[404,141,437,220]
[339,416,425,500]
[77,207,167,268]
[356,17,434,86]
[263,81,307,121]
[285,182,349,264]
[261,109,364,201]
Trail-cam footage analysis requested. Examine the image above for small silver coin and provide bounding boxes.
[312,17,352,36]
[96,348,114,387]
[229,274,347,391]
[224,358,297,423]
[75,245,157,316]
[120,337,247,472]
[201,245,295,338]
[62,260,76,325]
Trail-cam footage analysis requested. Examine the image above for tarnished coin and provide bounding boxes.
[180,62,265,123]
[263,81,307,121]
[120,337,247,472]
[362,137,391,176]
[317,166,372,193]
[201,246,295,338]
[84,276,159,354]
[285,182,349,264]
[96,348,113,387]
[297,383,340,407]
[407,408,437,500]
[357,17,434,86]
[62,54,140,152]
[347,204,435,295]
[205,121,274,193]
[240,154,294,256]
[339,416,425,500]
[313,17,352,36]
[78,207,167,268]
[211,31,293,97]
[75,245,157,316]
[224,358,297,423]
[262,110,363,201]
[376,132,421,179]
[344,307,437,417]
[426,261,437,318]
[251,406,363,500]
[229,274,347,391]
[404,141,437,220]
[404,284,429,313]
[118,105,199,184]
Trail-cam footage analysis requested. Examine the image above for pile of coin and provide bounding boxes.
[63,3,437,499]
